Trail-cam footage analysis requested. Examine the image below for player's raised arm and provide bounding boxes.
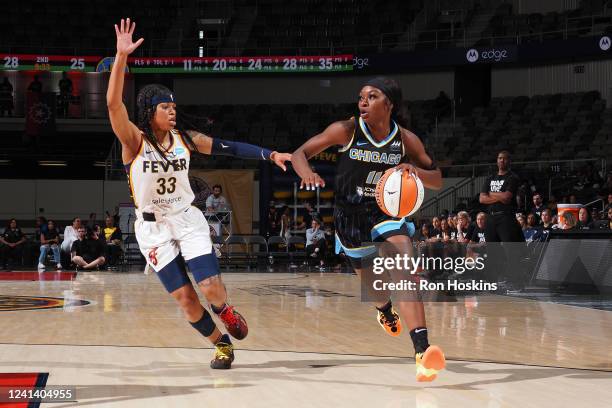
[106,18,144,161]
[292,119,353,190]
[184,130,292,171]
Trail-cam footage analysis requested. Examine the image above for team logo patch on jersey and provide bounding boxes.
[390,140,402,149]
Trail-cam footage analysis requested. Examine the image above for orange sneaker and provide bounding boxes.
[415,345,446,382]
[377,307,402,337]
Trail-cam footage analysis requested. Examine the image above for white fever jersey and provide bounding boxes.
[125,129,194,215]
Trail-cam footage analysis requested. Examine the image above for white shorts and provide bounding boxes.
[135,206,212,272]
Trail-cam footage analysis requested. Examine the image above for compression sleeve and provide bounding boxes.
[210,138,273,161]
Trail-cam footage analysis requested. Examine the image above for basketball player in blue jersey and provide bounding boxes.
[292,77,446,381]
[107,19,291,369]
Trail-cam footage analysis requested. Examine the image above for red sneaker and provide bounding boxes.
[217,305,248,340]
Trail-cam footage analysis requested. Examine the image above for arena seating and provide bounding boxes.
[430,92,610,169]
[1,0,179,55]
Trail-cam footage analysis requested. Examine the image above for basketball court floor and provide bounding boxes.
[0,269,611,407]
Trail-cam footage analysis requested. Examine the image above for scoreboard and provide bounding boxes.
[1,54,99,72]
[0,54,353,74]
[128,55,353,73]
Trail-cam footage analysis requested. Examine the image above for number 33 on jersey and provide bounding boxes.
[125,130,195,215]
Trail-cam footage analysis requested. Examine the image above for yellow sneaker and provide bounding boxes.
[415,345,445,382]
[210,340,234,369]
[377,307,402,337]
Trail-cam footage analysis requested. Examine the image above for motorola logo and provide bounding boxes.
[353,57,369,69]
[466,49,479,62]
[467,48,509,63]
[600,36,611,51]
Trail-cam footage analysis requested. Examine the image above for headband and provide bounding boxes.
[363,77,402,116]
[150,93,175,106]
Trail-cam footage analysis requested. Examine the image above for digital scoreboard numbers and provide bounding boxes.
[128,55,353,73]
[0,54,353,74]
[0,54,99,72]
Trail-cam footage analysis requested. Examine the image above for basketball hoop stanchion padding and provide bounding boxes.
[375,169,425,218]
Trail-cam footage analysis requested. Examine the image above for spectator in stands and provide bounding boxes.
[61,217,81,258]
[440,218,453,243]
[569,194,578,204]
[0,77,14,117]
[1,219,26,269]
[279,205,292,240]
[416,223,431,257]
[71,226,105,270]
[606,207,612,229]
[466,212,487,260]
[58,72,73,118]
[530,192,546,221]
[306,218,326,270]
[541,209,555,231]
[38,219,62,270]
[206,184,228,211]
[27,75,43,93]
[456,211,471,243]
[523,214,540,242]
[430,216,441,240]
[418,223,431,242]
[297,201,319,230]
[576,207,592,230]
[467,212,487,244]
[517,214,527,230]
[103,216,122,268]
[561,212,577,230]
[447,214,457,231]
[267,202,280,237]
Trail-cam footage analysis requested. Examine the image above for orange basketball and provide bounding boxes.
[375,169,425,218]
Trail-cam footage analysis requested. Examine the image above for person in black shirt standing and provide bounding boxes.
[58,72,73,118]
[530,192,546,222]
[479,151,525,288]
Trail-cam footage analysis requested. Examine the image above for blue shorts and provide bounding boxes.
[156,253,220,293]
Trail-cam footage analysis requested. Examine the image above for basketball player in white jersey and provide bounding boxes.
[107,19,291,369]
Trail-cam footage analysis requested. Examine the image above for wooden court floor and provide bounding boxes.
[0,270,611,407]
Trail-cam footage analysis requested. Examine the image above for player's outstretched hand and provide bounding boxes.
[114,18,144,55]
[300,172,326,190]
[270,152,292,172]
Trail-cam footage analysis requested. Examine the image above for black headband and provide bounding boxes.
[363,77,402,116]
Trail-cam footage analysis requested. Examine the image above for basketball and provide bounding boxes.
[375,169,424,218]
